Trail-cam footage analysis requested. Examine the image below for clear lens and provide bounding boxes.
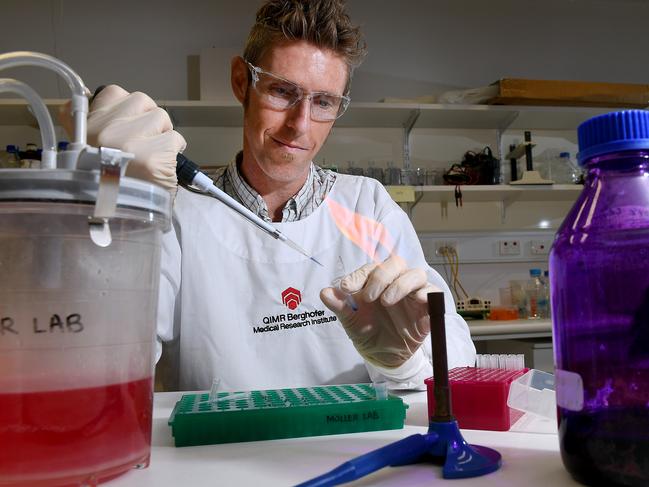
[248,62,349,121]
[257,75,300,108]
[311,93,343,120]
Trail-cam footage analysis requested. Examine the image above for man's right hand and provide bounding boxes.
[59,84,186,195]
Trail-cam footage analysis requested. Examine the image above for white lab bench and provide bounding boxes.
[106,390,581,487]
[468,319,552,341]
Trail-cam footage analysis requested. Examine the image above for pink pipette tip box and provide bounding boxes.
[425,367,529,431]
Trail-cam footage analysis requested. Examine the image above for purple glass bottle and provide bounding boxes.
[550,110,649,487]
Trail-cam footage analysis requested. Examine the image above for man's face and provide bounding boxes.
[238,41,348,185]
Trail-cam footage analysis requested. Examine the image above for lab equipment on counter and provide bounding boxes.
[168,383,407,447]
[456,296,491,319]
[0,51,169,486]
[487,305,519,320]
[175,153,322,266]
[507,369,556,420]
[297,292,501,486]
[526,268,548,320]
[550,109,649,487]
[425,365,528,431]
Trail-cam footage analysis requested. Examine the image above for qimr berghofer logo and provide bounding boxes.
[281,287,302,310]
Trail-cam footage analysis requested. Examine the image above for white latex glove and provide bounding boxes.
[59,85,186,194]
[320,255,439,368]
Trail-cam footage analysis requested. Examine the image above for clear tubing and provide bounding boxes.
[0,51,90,147]
[0,79,57,168]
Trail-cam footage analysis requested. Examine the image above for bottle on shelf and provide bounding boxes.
[20,143,41,169]
[551,152,582,184]
[365,161,384,183]
[384,161,401,185]
[346,160,364,176]
[400,167,414,185]
[319,158,338,173]
[0,145,21,168]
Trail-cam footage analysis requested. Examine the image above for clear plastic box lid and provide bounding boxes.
[0,169,171,225]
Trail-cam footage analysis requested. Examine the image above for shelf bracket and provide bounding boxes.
[387,185,420,219]
[408,189,425,218]
[499,195,518,223]
[440,200,448,220]
[402,108,420,170]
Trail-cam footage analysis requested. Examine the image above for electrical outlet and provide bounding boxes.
[435,240,457,256]
[498,240,521,256]
[531,240,551,255]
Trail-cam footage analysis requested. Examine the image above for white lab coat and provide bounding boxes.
[156,173,475,391]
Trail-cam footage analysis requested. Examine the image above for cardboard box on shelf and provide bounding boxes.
[487,78,649,108]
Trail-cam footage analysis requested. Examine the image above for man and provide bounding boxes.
[76,0,475,391]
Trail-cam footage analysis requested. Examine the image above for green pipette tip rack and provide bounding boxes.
[168,383,408,447]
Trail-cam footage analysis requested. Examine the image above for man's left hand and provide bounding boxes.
[320,255,439,368]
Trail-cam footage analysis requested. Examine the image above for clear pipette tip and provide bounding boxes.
[280,235,323,267]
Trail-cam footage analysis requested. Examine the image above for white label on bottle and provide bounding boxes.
[555,369,584,411]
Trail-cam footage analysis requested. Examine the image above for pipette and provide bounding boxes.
[176,154,323,266]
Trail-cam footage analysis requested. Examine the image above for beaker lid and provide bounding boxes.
[0,169,171,224]
[578,110,649,164]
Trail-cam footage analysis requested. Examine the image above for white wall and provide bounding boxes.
[0,0,648,100]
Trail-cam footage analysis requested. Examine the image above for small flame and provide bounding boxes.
[326,198,395,263]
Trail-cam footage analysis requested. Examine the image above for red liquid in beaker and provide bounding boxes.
[0,376,153,486]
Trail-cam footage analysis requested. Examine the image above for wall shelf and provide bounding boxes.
[0,98,625,131]
[0,98,587,214]
[412,184,582,204]
[153,101,624,131]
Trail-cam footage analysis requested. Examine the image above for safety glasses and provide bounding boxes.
[245,60,351,122]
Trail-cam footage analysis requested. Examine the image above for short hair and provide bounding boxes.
[243,0,367,95]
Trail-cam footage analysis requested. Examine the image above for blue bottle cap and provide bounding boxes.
[559,152,570,158]
[530,268,542,277]
[6,145,17,151]
[577,110,649,165]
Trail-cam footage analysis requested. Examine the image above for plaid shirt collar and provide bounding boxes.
[224,151,334,222]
